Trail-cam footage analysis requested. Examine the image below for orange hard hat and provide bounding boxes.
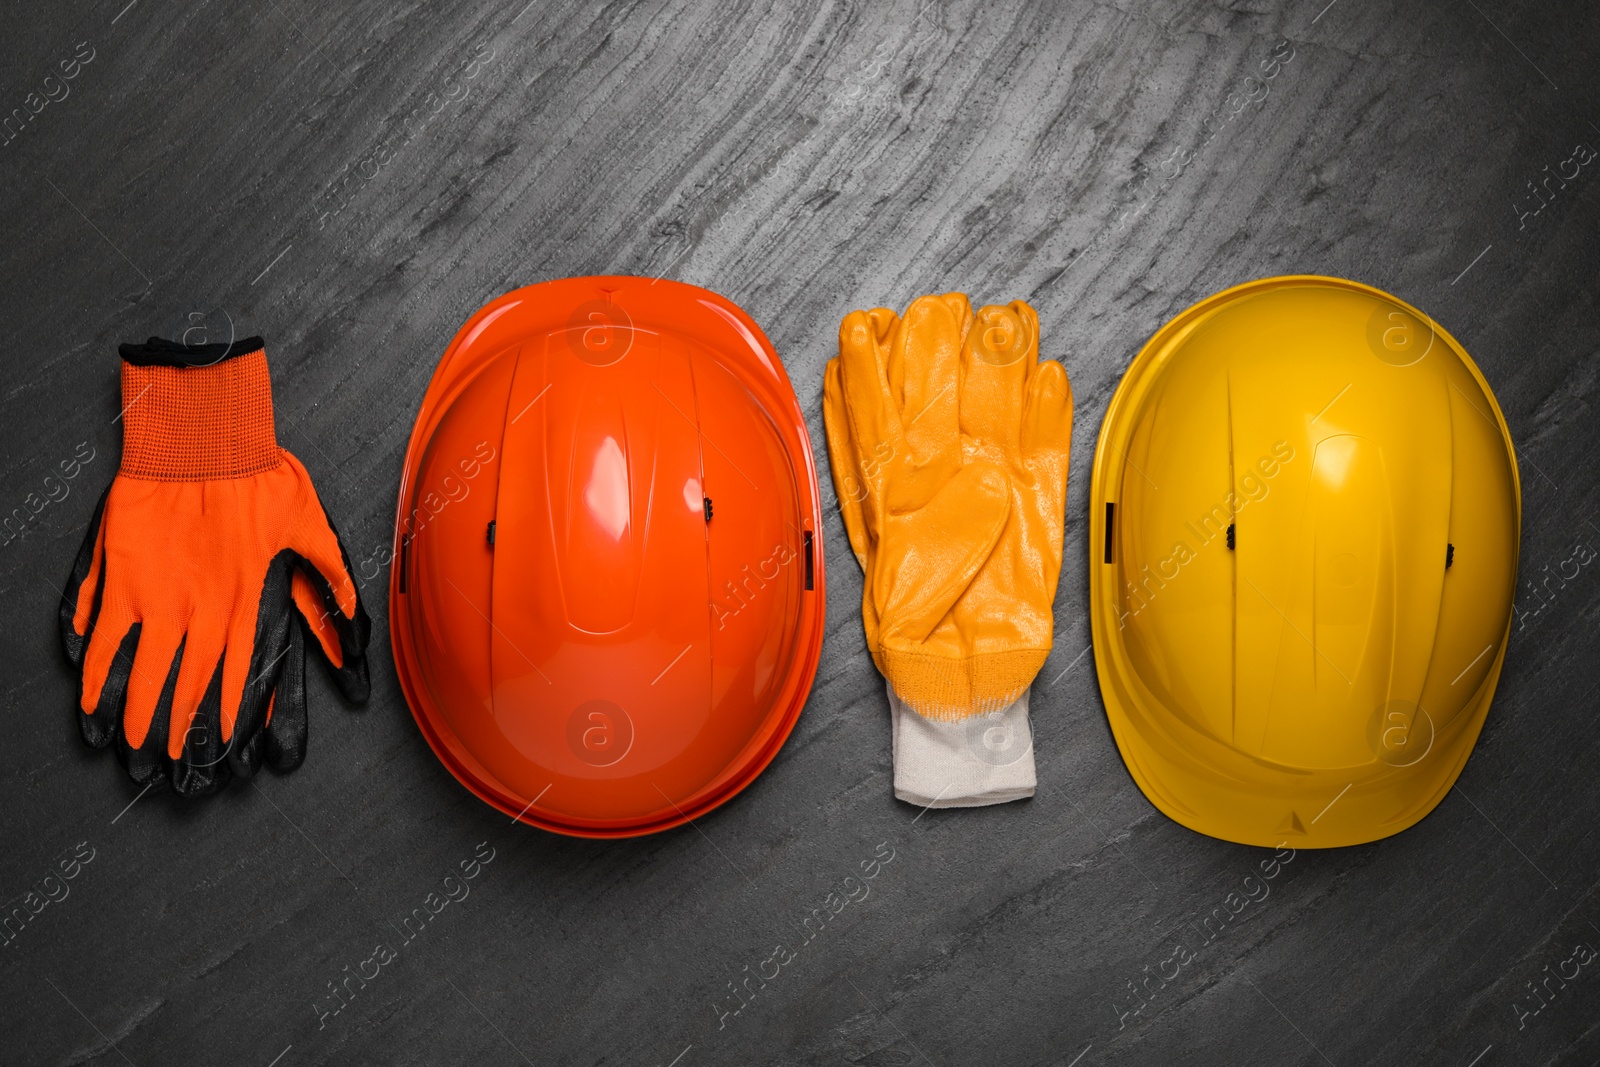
[390,277,825,837]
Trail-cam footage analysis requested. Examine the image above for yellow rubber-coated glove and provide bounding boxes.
[824,293,1073,806]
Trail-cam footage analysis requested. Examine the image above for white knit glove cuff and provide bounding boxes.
[887,682,1036,808]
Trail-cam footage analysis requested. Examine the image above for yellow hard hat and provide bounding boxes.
[1090,276,1520,848]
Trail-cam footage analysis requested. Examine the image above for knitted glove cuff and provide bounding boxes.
[116,336,280,481]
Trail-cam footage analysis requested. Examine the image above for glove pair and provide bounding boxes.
[60,337,369,796]
[824,295,1073,807]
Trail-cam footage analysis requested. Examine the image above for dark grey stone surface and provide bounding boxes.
[2,0,1597,1063]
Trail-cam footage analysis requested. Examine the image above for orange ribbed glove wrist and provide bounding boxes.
[59,337,370,796]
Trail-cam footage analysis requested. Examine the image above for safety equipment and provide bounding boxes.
[60,337,371,796]
[824,294,1073,807]
[1091,276,1520,848]
[390,277,825,838]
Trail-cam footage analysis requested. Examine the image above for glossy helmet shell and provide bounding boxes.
[390,277,825,837]
[1090,276,1520,848]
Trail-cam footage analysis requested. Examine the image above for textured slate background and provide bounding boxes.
[2,0,1598,1064]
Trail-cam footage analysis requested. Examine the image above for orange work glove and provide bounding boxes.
[59,337,370,796]
[824,294,1073,806]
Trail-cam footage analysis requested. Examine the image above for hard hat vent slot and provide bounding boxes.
[1445,542,1454,569]
[804,530,815,590]
[703,497,713,522]
[1103,503,1115,563]
[486,520,496,546]
[1226,523,1235,550]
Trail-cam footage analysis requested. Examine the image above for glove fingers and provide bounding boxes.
[79,604,135,715]
[1020,358,1075,504]
[961,301,1038,464]
[287,553,370,702]
[168,621,224,760]
[876,460,1011,645]
[78,621,139,750]
[116,630,183,788]
[220,601,263,743]
[279,452,370,702]
[122,622,184,753]
[863,306,899,390]
[168,656,232,798]
[888,298,970,512]
[261,617,309,773]
[225,579,295,779]
[890,294,969,475]
[291,570,341,665]
[212,550,311,783]
[280,451,362,621]
[59,483,111,667]
[1021,359,1074,448]
[823,359,872,571]
[837,309,902,473]
[935,293,976,339]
